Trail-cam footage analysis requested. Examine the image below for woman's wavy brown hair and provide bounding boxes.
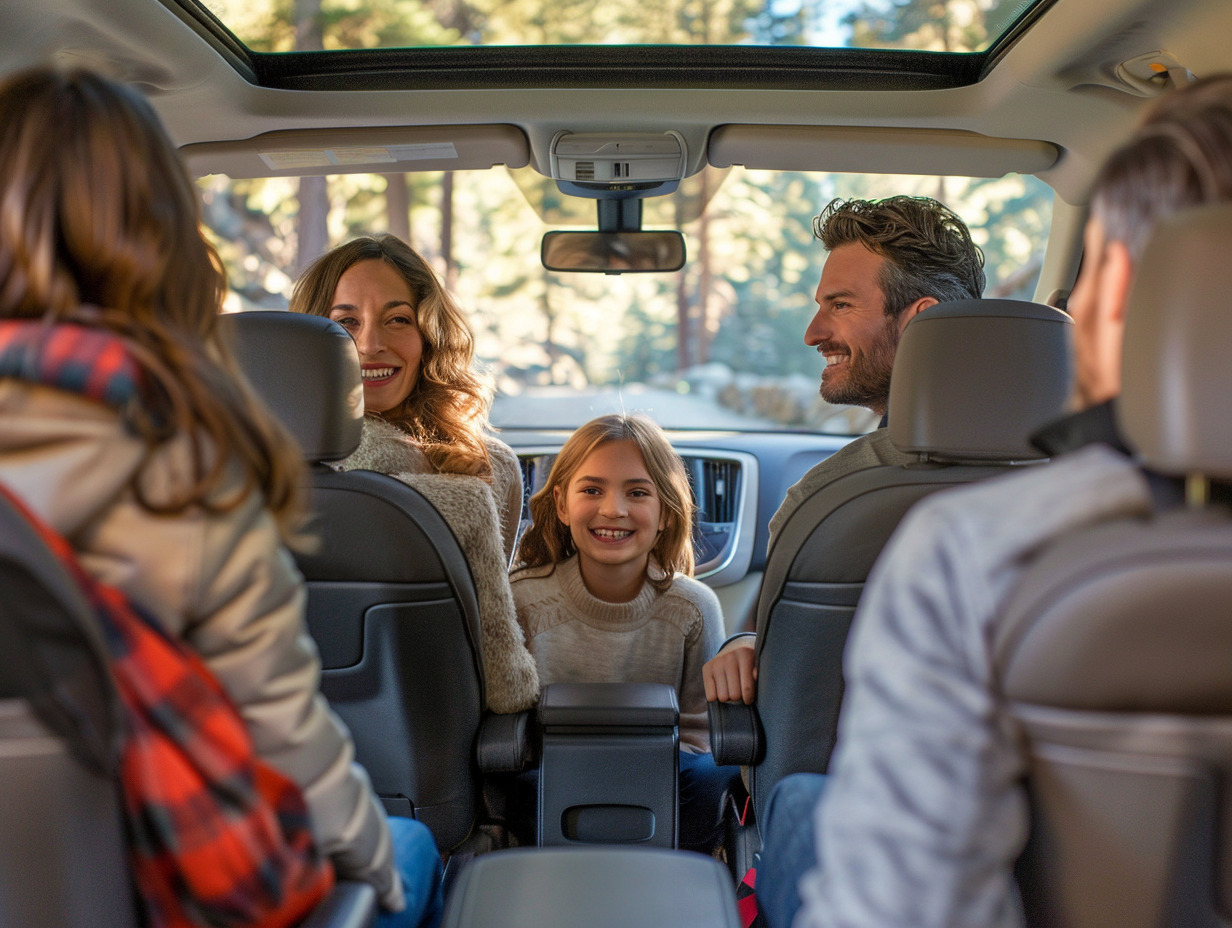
[290,234,495,478]
[514,413,695,590]
[0,66,306,541]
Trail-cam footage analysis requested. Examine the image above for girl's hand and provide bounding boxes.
[703,637,758,705]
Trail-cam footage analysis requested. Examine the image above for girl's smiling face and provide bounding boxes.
[554,439,667,601]
[328,259,424,414]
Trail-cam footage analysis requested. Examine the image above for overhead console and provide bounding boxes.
[541,131,689,274]
[549,130,688,198]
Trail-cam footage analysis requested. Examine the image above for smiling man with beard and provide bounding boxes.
[703,196,986,707]
[770,196,988,542]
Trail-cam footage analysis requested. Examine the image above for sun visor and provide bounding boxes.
[182,124,530,179]
[708,125,1058,177]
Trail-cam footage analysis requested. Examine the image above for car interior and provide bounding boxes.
[4,0,1232,924]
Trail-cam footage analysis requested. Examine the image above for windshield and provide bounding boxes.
[202,167,1053,433]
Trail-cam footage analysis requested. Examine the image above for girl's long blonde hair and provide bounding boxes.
[514,413,695,589]
[290,234,495,478]
[0,66,305,541]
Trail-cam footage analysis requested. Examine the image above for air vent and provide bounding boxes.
[694,458,740,524]
[575,161,595,180]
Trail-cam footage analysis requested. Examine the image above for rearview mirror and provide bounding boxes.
[541,230,686,274]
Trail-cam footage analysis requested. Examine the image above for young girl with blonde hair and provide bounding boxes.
[512,413,739,851]
[290,235,522,562]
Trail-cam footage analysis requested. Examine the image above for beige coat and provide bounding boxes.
[336,416,524,565]
[0,381,405,912]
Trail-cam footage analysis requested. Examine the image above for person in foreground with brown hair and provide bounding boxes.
[0,66,442,927]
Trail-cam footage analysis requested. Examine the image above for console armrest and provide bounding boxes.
[298,881,377,928]
[538,682,679,728]
[441,847,741,927]
[475,709,537,774]
[708,701,765,767]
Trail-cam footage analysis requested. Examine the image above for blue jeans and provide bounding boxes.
[678,750,743,853]
[757,773,827,928]
[375,816,444,928]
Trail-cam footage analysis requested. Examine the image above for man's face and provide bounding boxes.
[1066,217,1128,409]
[805,242,905,416]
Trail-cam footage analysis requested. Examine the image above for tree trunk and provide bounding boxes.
[384,173,412,242]
[675,197,691,371]
[296,176,330,274]
[440,171,456,288]
[697,168,713,362]
[542,274,560,382]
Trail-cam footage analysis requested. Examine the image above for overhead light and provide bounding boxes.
[550,131,687,199]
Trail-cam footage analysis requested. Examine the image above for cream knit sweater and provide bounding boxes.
[511,555,724,752]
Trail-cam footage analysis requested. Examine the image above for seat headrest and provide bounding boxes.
[220,311,364,463]
[888,299,1073,462]
[1119,202,1232,479]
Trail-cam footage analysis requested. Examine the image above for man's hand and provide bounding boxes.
[703,637,758,704]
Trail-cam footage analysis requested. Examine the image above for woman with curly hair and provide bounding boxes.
[290,235,523,562]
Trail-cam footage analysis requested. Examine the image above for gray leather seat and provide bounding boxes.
[999,203,1232,928]
[712,298,1073,829]
[223,311,494,852]
[0,490,375,928]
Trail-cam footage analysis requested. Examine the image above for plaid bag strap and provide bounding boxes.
[0,482,333,927]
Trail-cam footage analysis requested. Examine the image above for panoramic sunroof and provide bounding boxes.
[196,0,1044,55]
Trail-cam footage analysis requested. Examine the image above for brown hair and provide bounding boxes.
[814,195,986,317]
[514,414,694,589]
[0,66,305,540]
[290,234,495,478]
[1092,74,1232,261]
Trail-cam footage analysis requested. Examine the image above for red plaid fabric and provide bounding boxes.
[0,322,334,927]
[736,867,766,928]
[0,319,143,410]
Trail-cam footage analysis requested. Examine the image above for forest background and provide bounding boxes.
[198,0,1053,430]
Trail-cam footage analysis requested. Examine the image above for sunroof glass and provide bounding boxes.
[196,0,1044,54]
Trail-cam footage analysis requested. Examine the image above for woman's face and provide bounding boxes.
[328,259,425,414]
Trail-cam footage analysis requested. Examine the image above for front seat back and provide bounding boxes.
[999,203,1232,928]
[748,299,1072,825]
[223,311,487,851]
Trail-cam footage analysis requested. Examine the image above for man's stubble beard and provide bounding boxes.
[819,312,901,414]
